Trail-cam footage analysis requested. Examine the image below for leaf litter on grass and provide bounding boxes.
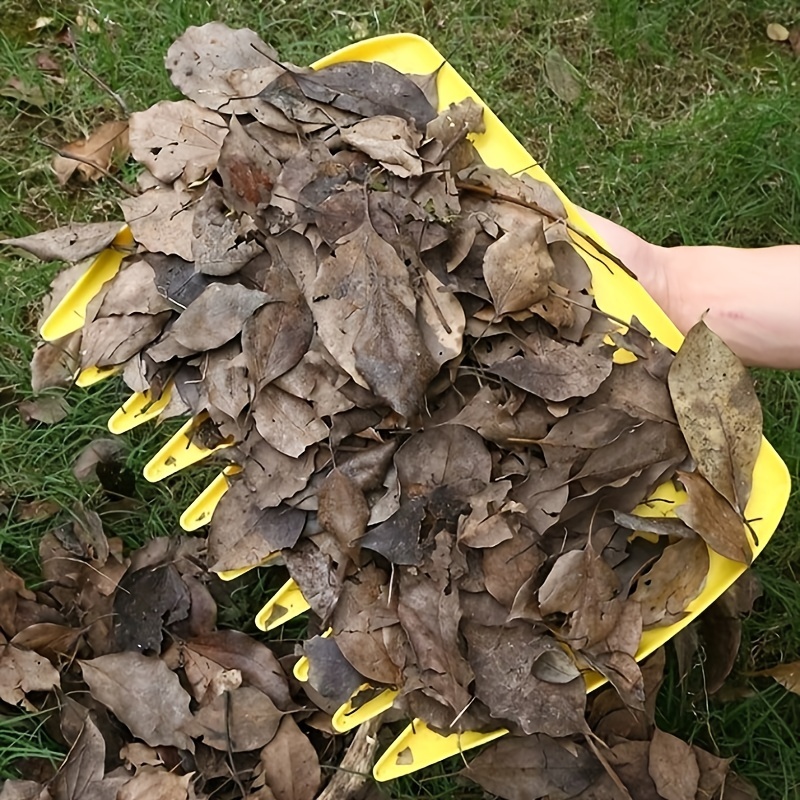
[1,20,769,800]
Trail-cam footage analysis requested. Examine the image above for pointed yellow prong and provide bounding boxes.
[332,686,399,733]
[142,413,233,483]
[373,720,508,782]
[108,387,174,435]
[39,225,134,341]
[255,579,310,631]
[216,550,281,581]
[293,628,332,682]
[75,365,121,387]
[180,464,241,532]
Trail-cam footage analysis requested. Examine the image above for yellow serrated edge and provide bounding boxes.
[373,720,508,782]
[255,579,310,631]
[142,413,233,483]
[108,387,174,434]
[40,226,134,341]
[180,464,241,532]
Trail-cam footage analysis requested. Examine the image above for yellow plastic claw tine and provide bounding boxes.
[39,226,134,341]
[373,720,508,782]
[180,464,241,532]
[108,387,174,435]
[75,365,121,387]
[292,628,332,682]
[142,414,233,483]
[255,579,310,631]
[332,686,399,733]
[216,551,281,581]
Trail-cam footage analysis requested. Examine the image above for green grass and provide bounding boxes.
[1,0,799,796]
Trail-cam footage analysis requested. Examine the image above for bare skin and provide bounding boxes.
[579,209,800,370]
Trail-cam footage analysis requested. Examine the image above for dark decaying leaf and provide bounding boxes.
[304,634,363,706]
[112,564,190,652]
[668,320,762,513]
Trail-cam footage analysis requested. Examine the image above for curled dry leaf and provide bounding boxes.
[52,120,129,185]
[1,221,124,263]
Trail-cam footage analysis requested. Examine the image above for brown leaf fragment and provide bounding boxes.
[256,716,321,800]
[30,333,81,392]
[0,644,60,707]
[10,623,84,662]
[318,469,370,558]
[94,259,174,317]
[292,60,437,128]
[464,621,586,736]
[544,48,582,105]
[340,116,423,177]
[128,100,227,183]
[462,734,602,800]
[148,283,269,360]
[482,526,545,608]
[676,470,752,565]
[631,537,709,628]
[182,686,283,751]
[209,483,305,572]
[242,299,313,393]
[119,185,195,261]
[0,780,51,800]
[311,221,438,417]
[648,728,700,800]
[241,437,317,509]
[166,22,286,113]
[283,540,341,622]
[52,120,129,184]
[51,715,104,800]
[72,438,125,482]
[79,652,193,749]
[490,332,613,402]
[303,634,363,706]
[116,768,193,800]
[112,564,190,652]
[187,630,292,710]
[81,311,171,369]
[1,221,124,263]
[483,218,554,315]
[756,661,800,694]
[252,385,329,457]
[360,498,425,565]
[191,183,262,276]
[18,395,69,425]
[668,320,762,513]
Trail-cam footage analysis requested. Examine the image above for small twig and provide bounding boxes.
[37,139,138,197]
[68,34,129,115]
[317,717,381,800]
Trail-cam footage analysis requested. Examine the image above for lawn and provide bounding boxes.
[1,0,799,797]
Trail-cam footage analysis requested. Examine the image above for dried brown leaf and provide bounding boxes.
[18,395,69,425]
[483,218,554,314]
[52,120,129,184]
[676,470,752,565]
[1,222,123,263]
[0,644,60,707]
[79,652,192,749]
[668,320,762,513]
[648,728,700,800]
[118,185,195,261]
[128,100,227,183]
[256,716,321,800]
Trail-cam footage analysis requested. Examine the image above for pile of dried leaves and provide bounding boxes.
[2,21,769,800]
